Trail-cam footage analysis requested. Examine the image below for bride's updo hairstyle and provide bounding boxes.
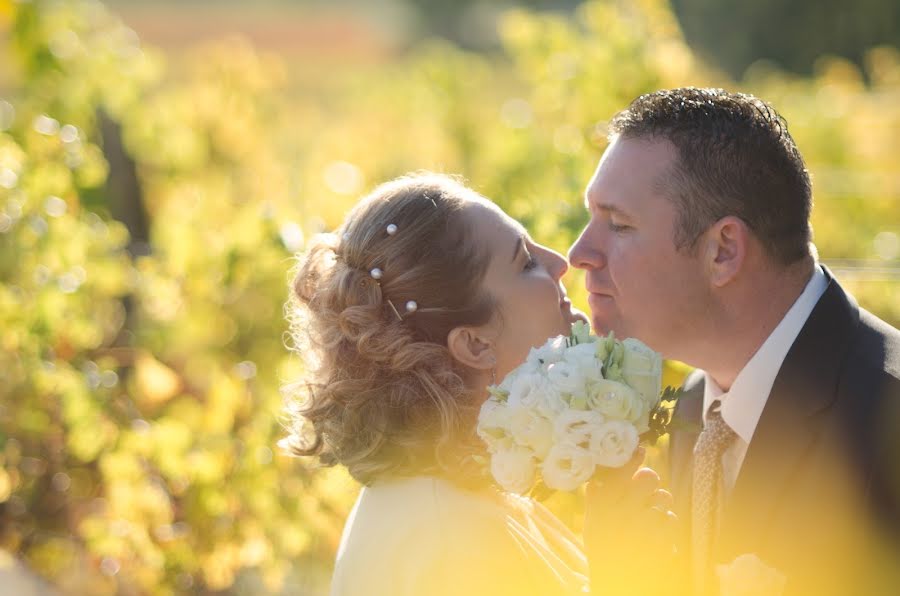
[283,173,497,485]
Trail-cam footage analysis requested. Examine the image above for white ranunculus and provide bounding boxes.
[716,553,786,596]
[477,399,513,452]
[525,336,568,372]
[553,409,605,447]
[497,365,526,393]
[564,343,604,382]
[490,447,537,494]
[587,379,644,423]
[589,419,639,468]
[547,360,587,395]
[506,372,565,420]
[542,443,596,491]
[621,338,663,409]
[537,387,568,418]
[508,407,555,459]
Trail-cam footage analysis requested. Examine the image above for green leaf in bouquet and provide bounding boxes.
[604,361,624,382]
[640,386,694,445]
[487,385,510,402]
[569,320,593,346]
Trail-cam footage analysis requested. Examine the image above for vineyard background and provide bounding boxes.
[0,0,897,594]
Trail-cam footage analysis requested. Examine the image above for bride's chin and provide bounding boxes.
[567,308,590,327]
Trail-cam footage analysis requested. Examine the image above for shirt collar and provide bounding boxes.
[702,265,829,443]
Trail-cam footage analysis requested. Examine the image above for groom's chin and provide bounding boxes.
[589,314,614,337]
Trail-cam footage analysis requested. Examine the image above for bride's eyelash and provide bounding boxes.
[523,252,538,271]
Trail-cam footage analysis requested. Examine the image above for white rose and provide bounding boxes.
[621,338,663,410]
[587,379,644,423]
[507,407,555,459]
[477,399,513,452]
[553,409,605,447]
[632,409,651,435]
[541,443,596,492]
[490,447,537,494]
[589,419,639,468]
[716,553,786,596]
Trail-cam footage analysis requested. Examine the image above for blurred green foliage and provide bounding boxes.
[672,0,900,78]
[0,0,897,594]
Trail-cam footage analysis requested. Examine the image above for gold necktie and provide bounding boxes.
[692,400,738,594]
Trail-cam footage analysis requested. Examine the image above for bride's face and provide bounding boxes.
[464,201,588,380]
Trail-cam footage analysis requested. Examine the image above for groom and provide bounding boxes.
[569,87,900,595]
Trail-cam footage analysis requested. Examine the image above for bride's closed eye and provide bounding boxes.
[523,249,539,272]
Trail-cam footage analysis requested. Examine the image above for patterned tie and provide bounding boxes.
[692,400,738,594]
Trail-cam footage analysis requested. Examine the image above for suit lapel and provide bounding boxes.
[718,268,860,560]
[669,372,704,527]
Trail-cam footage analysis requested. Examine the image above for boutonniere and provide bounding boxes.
[716,553,786,596]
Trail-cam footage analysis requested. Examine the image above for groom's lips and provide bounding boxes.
[587,291,614,312]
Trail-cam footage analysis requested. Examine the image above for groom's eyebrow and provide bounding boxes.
[599,204,630,217]
[584,194,631,218]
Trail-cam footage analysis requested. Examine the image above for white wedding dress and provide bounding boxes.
[330,476,588,596]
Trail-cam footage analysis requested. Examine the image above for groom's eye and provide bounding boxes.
[608,221,631,232]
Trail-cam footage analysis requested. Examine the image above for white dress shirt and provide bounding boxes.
[702,265,828,494]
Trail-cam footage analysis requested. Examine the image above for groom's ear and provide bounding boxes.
[704,215,748,288]
[447,325,496,371]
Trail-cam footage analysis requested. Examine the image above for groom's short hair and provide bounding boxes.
[608,87,813,266]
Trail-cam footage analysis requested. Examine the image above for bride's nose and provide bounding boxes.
[544,248,569,281]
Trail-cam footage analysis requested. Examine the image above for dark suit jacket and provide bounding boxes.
[669,268,900,595]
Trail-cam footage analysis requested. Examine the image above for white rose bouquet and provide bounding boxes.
[477,321,679,494]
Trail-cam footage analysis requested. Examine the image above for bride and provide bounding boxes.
[283,173,676,595]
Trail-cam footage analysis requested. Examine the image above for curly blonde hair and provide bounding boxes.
[283,173,497,486]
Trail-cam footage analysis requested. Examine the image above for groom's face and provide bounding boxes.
[568,136,709,357]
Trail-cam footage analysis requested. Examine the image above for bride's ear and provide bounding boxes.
[447,325,496,371]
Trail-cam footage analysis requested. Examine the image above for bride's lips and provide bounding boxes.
[560,297,589,325]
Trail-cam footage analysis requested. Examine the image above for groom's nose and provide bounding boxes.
[568,225,606,271]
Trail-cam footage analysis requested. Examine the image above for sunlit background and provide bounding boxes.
[0,0,898,594]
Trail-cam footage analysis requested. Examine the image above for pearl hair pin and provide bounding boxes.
[348,224,420,321]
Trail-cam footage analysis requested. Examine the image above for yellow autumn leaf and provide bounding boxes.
[0,468,11,502]
[0,1,12,31]
[134,352,182,407]
[204,373,243,434]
